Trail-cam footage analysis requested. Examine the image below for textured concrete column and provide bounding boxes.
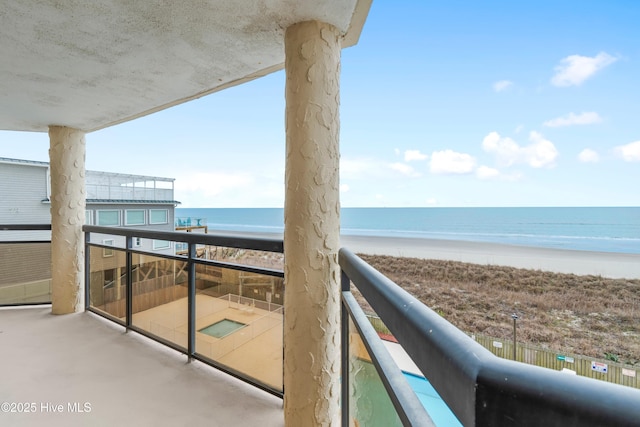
[284,21,341,426]
[49,126,86,314]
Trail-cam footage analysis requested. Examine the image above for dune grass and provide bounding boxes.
[357,254,640,366]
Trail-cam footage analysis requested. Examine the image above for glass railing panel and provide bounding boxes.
[198,246,284,271]
[130,253,188,350]
[88,245,126,320]
[0,241,52,305]
[195,263,284,391]
[348,316,403,427]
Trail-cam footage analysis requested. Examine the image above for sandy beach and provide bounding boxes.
[209,229,640,279]
[341,235,640,279]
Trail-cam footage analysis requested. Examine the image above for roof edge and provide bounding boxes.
[343,0,373,48]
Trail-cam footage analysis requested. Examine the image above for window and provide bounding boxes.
[97,210,120,226]
[152,240,171,250]
[85,210,93,225]
[125,210,145,226]
[149,209,168,224]
[103,239,114,257]
[133,237,142,248]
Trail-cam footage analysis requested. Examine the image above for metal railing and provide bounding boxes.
[0,224,52,306]
[9,224,640,424]
[175,217,207,227]
[339,247,640,426]
[83,225,284,396]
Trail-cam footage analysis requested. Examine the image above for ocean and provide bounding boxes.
[175,207,640,254]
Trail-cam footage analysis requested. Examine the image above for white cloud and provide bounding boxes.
[426,198,438,205]
[525,132,559,168]
[475,165,523,181]
[482,132,521,166]
[394,148,400,156]
[493,80,513,92]
[578,149,600,163]
[551,52,617,87]
[341,158,381,179]
[175,171,253,195]
[614,141,640,162]
[174,171,255,207]
[476,165,500,179]
[340,184,350,192]
[404,149,428,162]
[430,150,476,174]
[389,162,420,177]
[544,112,602,127]
[482,131,558,168]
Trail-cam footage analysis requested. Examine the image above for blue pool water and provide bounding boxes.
[352,356,461,426]
[198,319,246,338]
[403,372,462,426]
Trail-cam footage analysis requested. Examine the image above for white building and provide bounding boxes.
[0,156,178,254]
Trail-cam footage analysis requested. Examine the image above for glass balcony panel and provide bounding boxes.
[130,254,188,349]
[200,246,284,271]
[348,316,403,427]
[88,246,126,320]
[0,242,51,305]
[195,263,284,391]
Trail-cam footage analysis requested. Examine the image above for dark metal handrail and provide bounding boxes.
[83,225,282,253]
[339,247,640,426]
[0,224,52,231]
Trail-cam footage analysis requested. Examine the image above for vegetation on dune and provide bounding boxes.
[357,254,640,366]
[207,247,640,365]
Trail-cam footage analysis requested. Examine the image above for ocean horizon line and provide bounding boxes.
[176,207,640,255]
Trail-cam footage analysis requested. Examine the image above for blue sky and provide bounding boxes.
[2,1,639,208]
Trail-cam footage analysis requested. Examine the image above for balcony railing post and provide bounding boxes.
[126,236,133,330]
[84,231,91,311]
[187,242,196,361]
[340,270,350,427]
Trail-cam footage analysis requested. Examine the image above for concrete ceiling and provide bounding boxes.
[0,0,371,133]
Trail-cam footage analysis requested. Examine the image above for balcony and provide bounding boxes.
[2,225,640,426]
[0,306,283,426]
[85,171,175,203]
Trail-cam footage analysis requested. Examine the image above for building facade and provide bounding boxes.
[0,156,178,253]
[0,157,179,304]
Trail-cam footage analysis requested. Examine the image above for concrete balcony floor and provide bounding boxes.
[0,306,284,427]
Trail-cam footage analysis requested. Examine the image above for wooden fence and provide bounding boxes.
[472,334,639,389]
[366,315,639,389]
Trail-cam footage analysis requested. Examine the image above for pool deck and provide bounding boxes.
[383,339,424,377]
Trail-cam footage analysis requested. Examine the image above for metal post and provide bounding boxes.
[341,270,350,427]
[187,242,196,361]
[512,313,518,361]
[126,236,133,331]
[84,231,91,310]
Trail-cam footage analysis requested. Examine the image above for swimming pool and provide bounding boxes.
[351,359,462,426]
[198,319,246,338]
[403,372,462,427]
